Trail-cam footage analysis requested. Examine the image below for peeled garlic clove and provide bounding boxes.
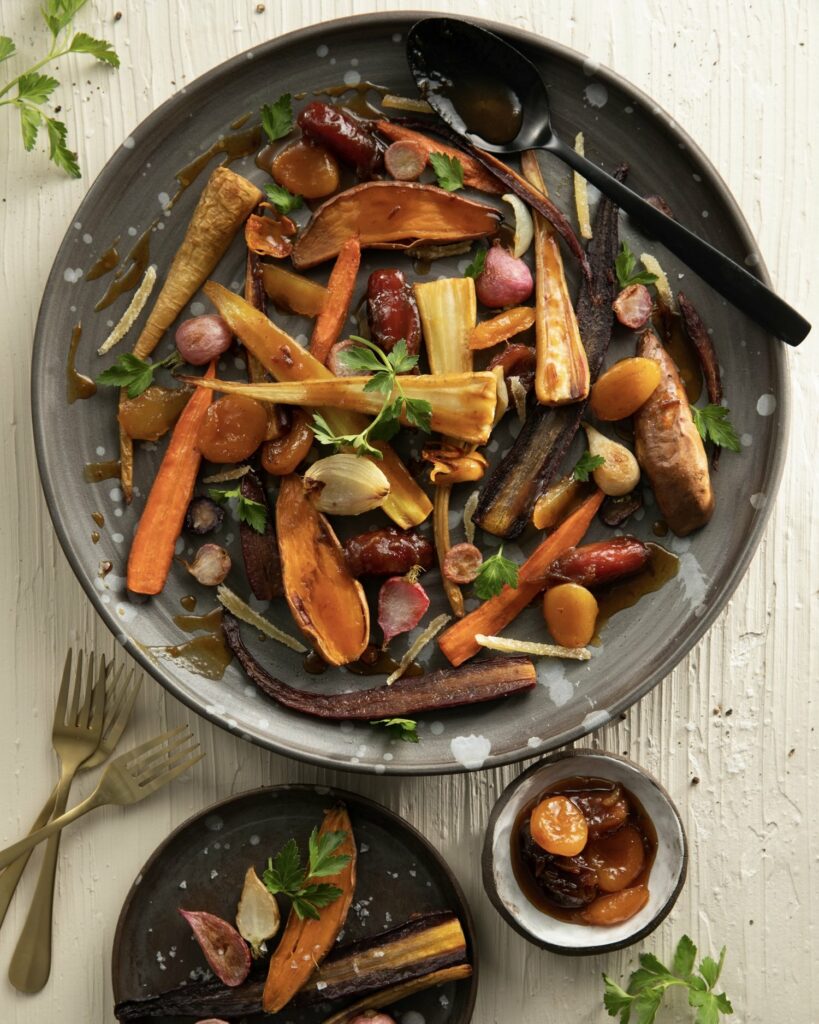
[236,866,280,958]
[583,423,640,497]
[303,454,390,515]
[502,193,535,258]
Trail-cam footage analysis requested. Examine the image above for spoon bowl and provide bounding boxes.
[407,17,553,152]
[407,16,810,346]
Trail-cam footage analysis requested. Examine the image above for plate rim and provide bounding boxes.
[110,782,479,1021]
[31,10,791,775]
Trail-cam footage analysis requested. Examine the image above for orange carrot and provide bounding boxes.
[469,307,536,350]
[310,236,361,364]
[438,490,604,666]
[375,121,504,194]
[126,362,216,595]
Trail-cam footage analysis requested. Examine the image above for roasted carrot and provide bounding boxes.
[126,362,216,595]
[469,306,536,350]
[120,167,263,501]
[521,151,589,406]
[438,490,604,666]
[375,121,504,194]
[309,236,361,364]
[263,805,357,1013]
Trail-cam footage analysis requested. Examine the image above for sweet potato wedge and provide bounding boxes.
[262,805,356,1013]
[292,181,500,269]
[276,475,370,664]
[633,329,714,536]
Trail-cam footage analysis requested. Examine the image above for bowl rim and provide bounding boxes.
[30,10,791,775]
[111,782,480,1019]
[481,747,689,955]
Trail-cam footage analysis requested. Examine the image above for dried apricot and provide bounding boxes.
[271,139,340,198]
[260,408,314,475]
[543,583,598,648]
[530,795,589,857]
[197,394,268,463]
[589,357,662,421]
[580,884,649,925]
[585,824,645,892]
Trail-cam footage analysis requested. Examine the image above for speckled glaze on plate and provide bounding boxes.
[482,749,687,955]
[31,13,789,774]
[111,784,478,1023]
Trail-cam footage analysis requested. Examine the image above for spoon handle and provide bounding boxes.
[548,136,809,346]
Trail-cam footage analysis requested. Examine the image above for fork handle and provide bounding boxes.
[0,792,103,872]
[7,772,76,992]
[0,784,58,931]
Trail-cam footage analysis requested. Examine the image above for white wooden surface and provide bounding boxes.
[0,1,816,1021]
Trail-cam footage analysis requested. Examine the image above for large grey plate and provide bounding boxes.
[31,13,789,774]
[111,784,477,1022]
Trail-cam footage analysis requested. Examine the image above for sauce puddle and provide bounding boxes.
[66,324,96,403]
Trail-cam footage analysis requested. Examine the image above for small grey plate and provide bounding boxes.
[31,12,789,774]
[482,749,687,955]
[111,784,478,1022]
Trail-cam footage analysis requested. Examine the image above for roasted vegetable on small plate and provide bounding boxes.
[111,785,477,1023]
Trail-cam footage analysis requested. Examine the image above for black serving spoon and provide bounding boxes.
[407,17,810,346]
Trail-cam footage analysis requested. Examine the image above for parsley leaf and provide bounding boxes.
[68,32,120,67]
[44,115,79,177]
[42,0,88,39]
[691,404,741,452]
[19,104,42,150]
[95,350,181,398]
[0,37,17,64]
[262,827,351,920]
[311,337,430,458]
[474,544,519,600]
[572,450,605,481]
[0,1,118,177]
[602,936,733,1024]
[429,151,464,191]
[307,828,353,878]
[208,486,268,534]
[17,72,59,104]
[261,92,294,141]
[463,247,487,279]
[615,241,658,289]
[371,718,420,743]
[264,182,303,215]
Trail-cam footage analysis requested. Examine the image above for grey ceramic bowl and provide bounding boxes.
[31,12,789,773]
[482,749,687,955]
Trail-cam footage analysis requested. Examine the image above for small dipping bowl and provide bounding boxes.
[482,748,687,955]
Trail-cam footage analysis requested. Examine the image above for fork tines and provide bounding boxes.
[124,726,203,790]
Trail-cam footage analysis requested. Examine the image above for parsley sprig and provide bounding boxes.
[260,92,294,142]
[474,545,519,600]
[208,486,268,534]
[95,351,182,399]
[264,182,303,215]
[615,242,658,290]
[603,934,733,1024]
[429,152,464,191]
[262,828,352,920]
[311,337,432,459]
[463,247,487,279]
[692,404,741,452]
[573,450,605,482]
[371,718,419,743]
[0,0,119,177]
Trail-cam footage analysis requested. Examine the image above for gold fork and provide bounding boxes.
[7,661,141,992]
[0,725,203,871]
[0,654,140,931]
